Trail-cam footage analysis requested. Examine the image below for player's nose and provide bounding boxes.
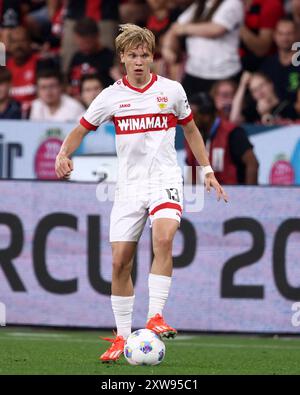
[135,56,143,64]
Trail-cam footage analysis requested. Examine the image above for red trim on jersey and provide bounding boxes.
[149,202,182,216]
[113,113,177,135]
[122,74,158,93]
[85,0,102,21]
[177,112,193,125]
[80,117,98,131]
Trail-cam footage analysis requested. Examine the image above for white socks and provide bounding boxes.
[147,273,172,321]
[110,274,172,337]
[111,295,135,339]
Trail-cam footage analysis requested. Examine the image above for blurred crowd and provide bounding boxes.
[0,0,299,184]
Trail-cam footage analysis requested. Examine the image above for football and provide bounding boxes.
[124,329,166,366]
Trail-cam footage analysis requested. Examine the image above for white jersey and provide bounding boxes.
[177,0,243,79]
[80,74,193,187]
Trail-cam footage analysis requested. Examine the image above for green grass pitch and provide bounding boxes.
[1,327,300,375]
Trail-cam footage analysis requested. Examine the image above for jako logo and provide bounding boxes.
[120,103,131,108]
[291,302,300,327]
[0,302,6,326]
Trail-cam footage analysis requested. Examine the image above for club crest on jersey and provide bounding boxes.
[157,96,168,110]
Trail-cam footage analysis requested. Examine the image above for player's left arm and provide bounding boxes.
[172,0,243,39]
[182,119,228,202]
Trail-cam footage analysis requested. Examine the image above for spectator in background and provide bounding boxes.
[80,74,104,108]
[146,0,172,61]
[210,79,237,120]
[162,0,244,97]
[261,18,300,105]
[231,71,299,125]
[68,18,115,98]
[0,0,25,48]
[7,26,40,117]
[61,0,119,73]
[240,0,284,72]
[23,0,63,58]
[0,1,53,48]
[24,1,51,42]
[186,92,258,185]
[119,0,149,25]
[30,69,85,121]
[0,68,21,119]
[146,0,187,79]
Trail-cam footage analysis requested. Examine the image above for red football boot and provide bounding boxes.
[146,314,177,339]
[99,334,125,363]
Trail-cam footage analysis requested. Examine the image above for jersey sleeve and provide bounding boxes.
[177,3,197,24]
[174,82,193,125]
[213,0,244,32]
[80,88,112,131]
[29,100,39,120]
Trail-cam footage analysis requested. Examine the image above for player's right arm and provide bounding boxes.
[55,124,90,179]
[55,86,112,179]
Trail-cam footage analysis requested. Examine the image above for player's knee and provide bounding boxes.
[153,234,173,252]
[112,257,132,275]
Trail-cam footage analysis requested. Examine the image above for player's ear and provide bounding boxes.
[120,52,125,64]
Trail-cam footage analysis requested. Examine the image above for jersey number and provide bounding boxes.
[166,188,180,202]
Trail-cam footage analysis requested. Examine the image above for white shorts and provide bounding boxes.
[109,183,183,242]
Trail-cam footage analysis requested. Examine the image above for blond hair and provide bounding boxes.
[115,24,155,55]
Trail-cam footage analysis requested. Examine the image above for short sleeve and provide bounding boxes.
[177,3,197,24]
[213,0,244,31]
[29,99,40,121]
[80,88,112,130]
[175,82,193,125]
